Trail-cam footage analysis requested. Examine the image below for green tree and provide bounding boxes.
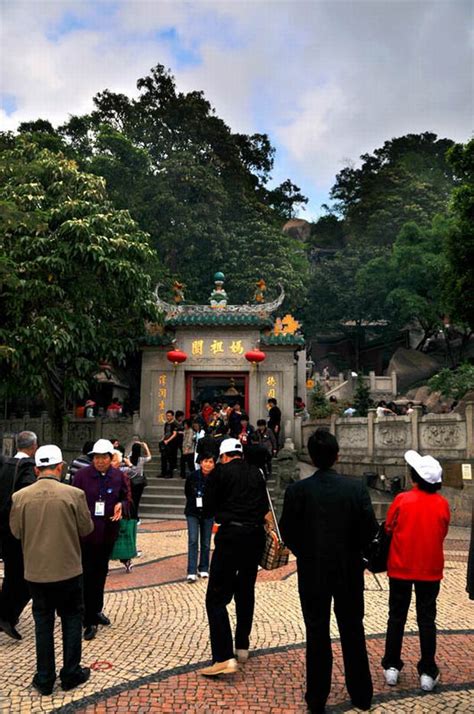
[330,132,457,246]
[444,139,474,329]
[309,382,332,419]
[265,179,308,220]
[353,374,373,417]
[0,136,159,440]
[304,247,390,369]
[52,65,307,307]
[428,363,474,401]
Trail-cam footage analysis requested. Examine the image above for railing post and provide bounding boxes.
[411,406,422,452]
[466,401,474,458]
[391,371,397,395]
[368,408,375,458]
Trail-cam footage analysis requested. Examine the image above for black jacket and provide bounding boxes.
[204,459,268,525]
[279,468,378,586]
[0,456,35,537]
[467,500,474,600]
[184,469,213,519]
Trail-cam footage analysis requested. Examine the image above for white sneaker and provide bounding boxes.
[187,574,197,583]
[198,571,209,578]
[420,673,440,691]
[383,667,400,686]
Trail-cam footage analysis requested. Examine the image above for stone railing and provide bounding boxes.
[299,403,474,525]
[0,413,145,457]
[313,371,397,399]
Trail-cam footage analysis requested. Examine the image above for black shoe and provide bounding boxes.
[0,617,22,640]
[32,675,54,696]
[96,612,111,626]
[83,625,97,640]
[61,666,91,691]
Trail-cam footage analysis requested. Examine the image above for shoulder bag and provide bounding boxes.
[259,474,290,570]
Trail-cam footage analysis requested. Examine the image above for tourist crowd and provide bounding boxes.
[0,420,472,713]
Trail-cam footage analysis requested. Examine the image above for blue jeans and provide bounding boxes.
[186,515,213,575]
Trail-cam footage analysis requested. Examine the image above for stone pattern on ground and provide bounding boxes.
[0,521,472,713]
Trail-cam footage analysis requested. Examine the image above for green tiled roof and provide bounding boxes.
[166,314,274,328]
[260,333,305,346]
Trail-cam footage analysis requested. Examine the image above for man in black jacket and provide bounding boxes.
[200,437,268,676]
[0,430,38,640]
[279,428,377,713]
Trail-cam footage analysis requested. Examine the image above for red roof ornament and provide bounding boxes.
[166,349,188,366]
[244,348,266,365]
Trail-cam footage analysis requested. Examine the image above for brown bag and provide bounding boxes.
[259,476,289,570]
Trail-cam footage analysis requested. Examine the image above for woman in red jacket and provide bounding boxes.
[382,450,450,692]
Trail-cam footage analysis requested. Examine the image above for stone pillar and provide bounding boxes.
[368,408,375,458]
[369,371,376,392]
[391,371,397,395]
[411,406,422,452]
[294,416,302,450]
[330,412,337,436]
[466,401,474,458]
[296,350,307,405]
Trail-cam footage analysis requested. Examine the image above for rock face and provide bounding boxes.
[387,347,440,392]
[282,218,311,242]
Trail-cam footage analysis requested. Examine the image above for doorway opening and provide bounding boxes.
[185,373,249,416]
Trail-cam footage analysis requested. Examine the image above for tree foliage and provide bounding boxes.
[353,374,373,417]
[309,382,332,419]
[428,363,474,401]
[444,139,474,328]
[0,136,159,437]
[330,132,457,246]
[51,64,307,307]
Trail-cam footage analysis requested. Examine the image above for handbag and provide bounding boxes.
[259,475,290,570]
[364,521,391,573]
[111,518,137,561]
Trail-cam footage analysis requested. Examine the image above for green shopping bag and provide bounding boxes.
[111,518,137,560]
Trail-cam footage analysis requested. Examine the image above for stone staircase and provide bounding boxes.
[140,457,277,521]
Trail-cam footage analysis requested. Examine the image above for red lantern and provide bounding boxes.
[166,349,188,366]
[244,348,266,365]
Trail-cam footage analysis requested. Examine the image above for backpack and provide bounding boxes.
[0,455,21,536]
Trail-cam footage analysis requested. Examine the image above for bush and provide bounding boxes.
[428,363,474,400]
[309,382,332,419]
[353,374,373,417]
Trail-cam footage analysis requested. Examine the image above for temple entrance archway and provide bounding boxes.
[185,372,249,415]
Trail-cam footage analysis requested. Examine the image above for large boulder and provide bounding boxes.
[282,218,311,242]
[387,347,440,392]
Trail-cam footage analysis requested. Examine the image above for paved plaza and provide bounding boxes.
[0,516,472,713]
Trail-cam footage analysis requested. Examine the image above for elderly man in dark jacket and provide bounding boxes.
[73,439,130,640]
[280,428,378,714]
[468,500,474,600]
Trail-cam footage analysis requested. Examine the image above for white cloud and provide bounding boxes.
[0,0,471,209]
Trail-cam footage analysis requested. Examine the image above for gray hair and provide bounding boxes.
[16,430,38,450]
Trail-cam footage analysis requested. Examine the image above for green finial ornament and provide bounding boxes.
[209,272,228,309]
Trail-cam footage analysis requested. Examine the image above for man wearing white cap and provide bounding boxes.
[382,450,450,693]
[199,437,268,677]
[72,439,131,640]
[9,445,93,695]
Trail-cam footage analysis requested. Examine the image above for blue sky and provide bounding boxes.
[1,0,472,219]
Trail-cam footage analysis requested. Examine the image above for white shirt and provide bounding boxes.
[14,451,30,459]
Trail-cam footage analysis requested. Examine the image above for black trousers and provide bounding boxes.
[131,482,145,519]
[0,532,30,625]
[205,524,265,663]
[297,563,373,711]
[161,444,178,476]
[181,453,195,478]
[382,578,441,678]
[28,575,84,689]
[81,542,114,626]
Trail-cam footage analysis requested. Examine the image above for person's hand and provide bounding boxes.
[110,503,122,521]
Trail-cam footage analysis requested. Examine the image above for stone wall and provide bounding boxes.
[300,403,474,526]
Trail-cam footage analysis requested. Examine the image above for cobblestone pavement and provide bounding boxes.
[0,519,472,713]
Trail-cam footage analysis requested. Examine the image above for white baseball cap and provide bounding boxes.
[219,438,243,456]
[35,445,63,468]
[404,450,442,484]
[89,439,114,456]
